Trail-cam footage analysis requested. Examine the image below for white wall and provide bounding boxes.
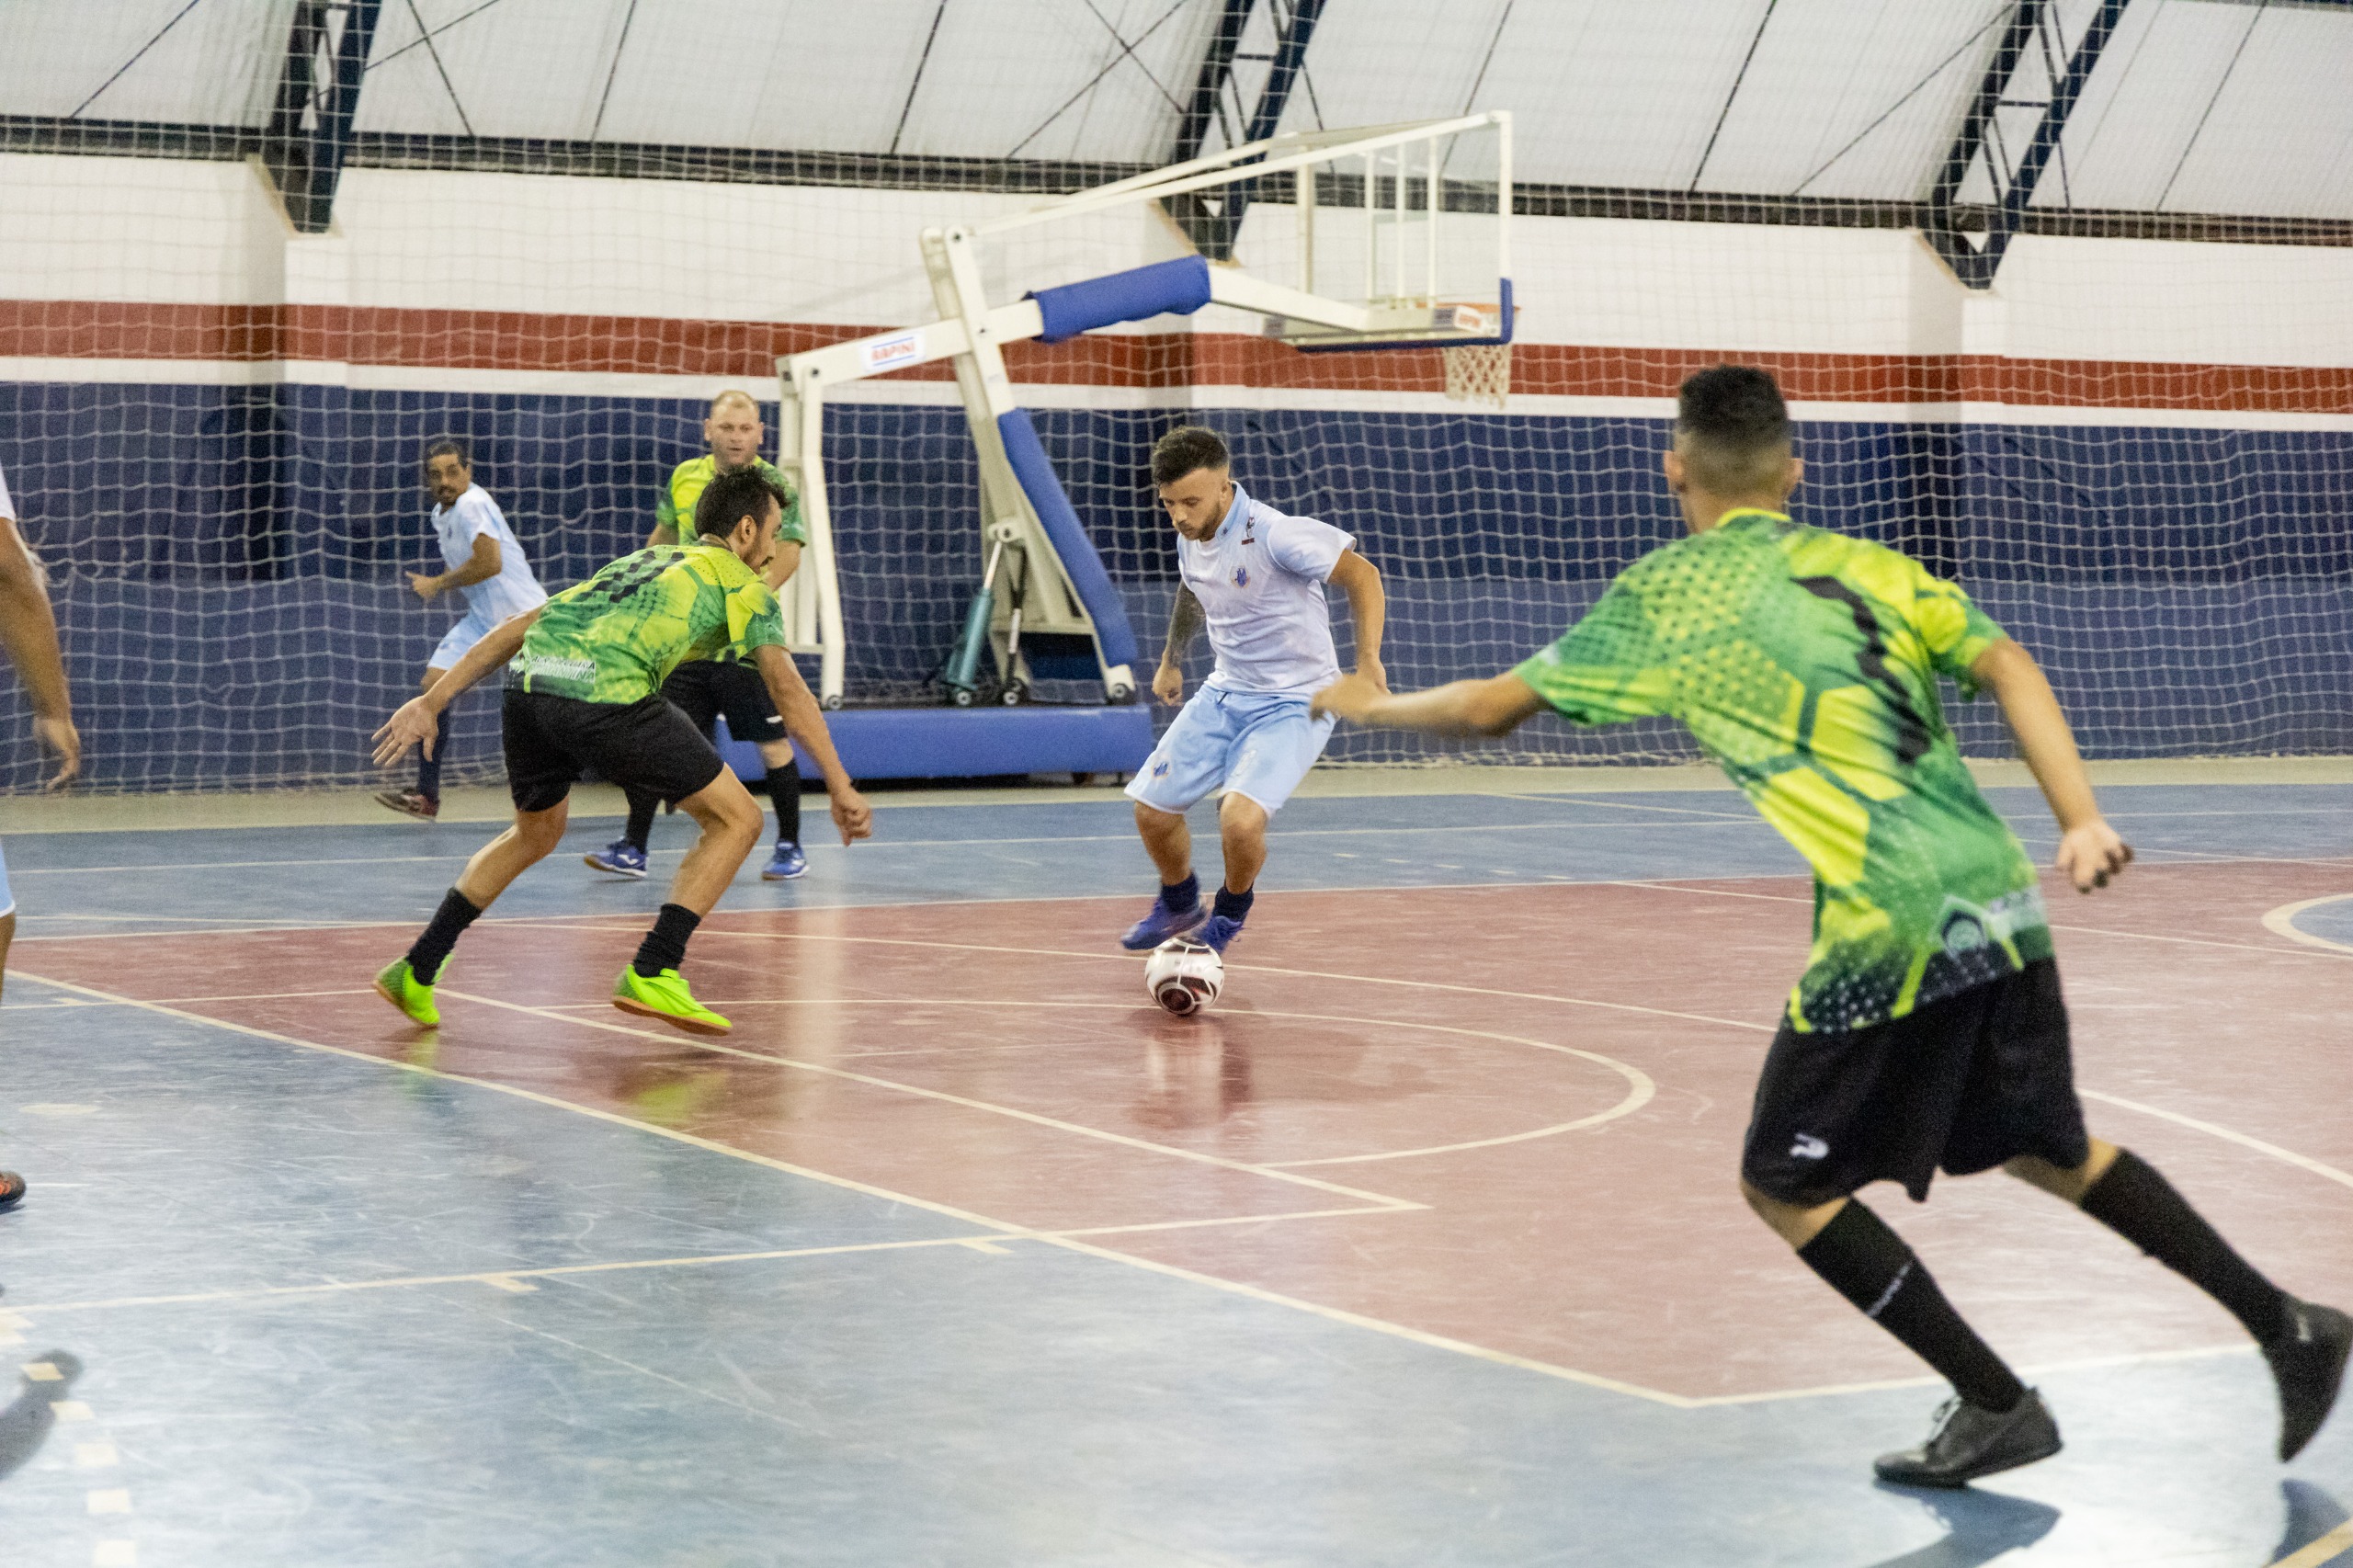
[3,153,2349,419]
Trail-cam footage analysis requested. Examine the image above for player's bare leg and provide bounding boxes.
[454,800,570,907]
[376,800,569,1027]
[612,768,763,1036]
[1197,793,1267,953]
[2008,1136,2350,1460]
[376,665,450,820]
[1121,802,1207,949]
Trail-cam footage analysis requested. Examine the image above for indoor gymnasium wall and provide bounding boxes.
[0,153,2348,784]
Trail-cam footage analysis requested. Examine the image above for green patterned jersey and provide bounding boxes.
[654,457,807,547]
[654,457,804,665]
[1515,508,2048,1032]
[509,543,786,704]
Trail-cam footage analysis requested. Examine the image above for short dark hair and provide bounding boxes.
[1675,366,1791,494]
[1151,426,1230,486]
[693,466,787,539]
[423,437,470,470]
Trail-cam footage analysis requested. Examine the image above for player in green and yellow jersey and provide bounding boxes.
[1313,366,2347,1487]
[585,389,816,882]
[370,467,871,1037]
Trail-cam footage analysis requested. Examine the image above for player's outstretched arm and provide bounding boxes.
[412,533,501,601]
[1328,549,1387,692]
[1313,670,1542,738]
[1971,637,2131,892]
[0,517,79,789]
[753,643,871,846]
[371,608,540,766]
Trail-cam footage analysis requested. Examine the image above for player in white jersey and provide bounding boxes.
[1120,426,1386,955]
[377,439,549,819]
[0,459,83,1210]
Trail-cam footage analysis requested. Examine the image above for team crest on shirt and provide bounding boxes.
[1233,566,1251,588]
[1152,759,1170,777]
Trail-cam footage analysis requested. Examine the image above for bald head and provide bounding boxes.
[704,391,765,472]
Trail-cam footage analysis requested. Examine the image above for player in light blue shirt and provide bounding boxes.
[1120,426,1386,956]
[377,438,548,819]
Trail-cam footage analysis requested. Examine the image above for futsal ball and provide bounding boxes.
[1145,937,1223,1016]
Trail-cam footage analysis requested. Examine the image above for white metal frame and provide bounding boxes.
[775,111,1512,707]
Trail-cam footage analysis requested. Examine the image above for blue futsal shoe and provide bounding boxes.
[584,838,648,879]
[761,841,808,881]
[1120,895,1206,950]
[1198,914,1245,954]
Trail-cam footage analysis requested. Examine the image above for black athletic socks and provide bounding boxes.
[2081,1147,2291,1344]
[416,709,452,801]
[1212,885,1255,924]
[1161,873,1200,912]
[766,760,801,846]
[621,788,660,854]
[1797,1199,2028,1413]
[632,903,702,978]
[406,888,483,984]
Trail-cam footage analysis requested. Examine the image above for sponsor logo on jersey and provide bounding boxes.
[1151,759,1170,777]
[1233,566,1250,587]
[522,655,596,684]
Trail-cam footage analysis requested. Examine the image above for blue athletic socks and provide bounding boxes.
[632,903,701,978]
[406,887,483,984]
[1212,886,1254,924]
[1160,873,1199,912]
[1796,1199,2027,1412]
[2081,1147,2290,1343]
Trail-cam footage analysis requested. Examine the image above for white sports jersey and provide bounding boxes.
[0,460,14,520]
[433,484,546,623]
[1178,483,1356,699]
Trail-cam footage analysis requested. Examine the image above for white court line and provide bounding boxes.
[2262,892,2353,954]
[520,993,1656,1171]
[434,983,1421,1211]
[2081,1089,2353,1195]
[7,815,1777,879]
[17,961,2345,1413]
[631,922,1781,1038]
[7,1204,1405,1317]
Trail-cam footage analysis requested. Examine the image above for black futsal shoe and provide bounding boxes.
[2266,1298,2352,1462]
[1874,1391,2063,1489]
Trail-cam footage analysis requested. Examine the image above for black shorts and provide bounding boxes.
[1740,960,2091,1207]
[662,658,786,746]
[501,687,727,813]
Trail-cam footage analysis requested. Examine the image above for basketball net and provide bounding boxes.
[1444,342,1510,409]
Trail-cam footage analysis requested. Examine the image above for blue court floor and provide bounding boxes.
[1,777,2350,1566]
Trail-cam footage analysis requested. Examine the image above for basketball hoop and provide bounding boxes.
[1445,342,1510,409]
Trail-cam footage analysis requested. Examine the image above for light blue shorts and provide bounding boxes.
[0,839,13,919]
[1125,687,1336,816]
[430,608,499,671]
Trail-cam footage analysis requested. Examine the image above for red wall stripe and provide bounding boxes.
[1,300,2347,414]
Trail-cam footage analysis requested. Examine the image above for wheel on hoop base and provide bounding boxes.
[949,686,978,708]
[1106,682,1135,705]
[999,679,1029,707]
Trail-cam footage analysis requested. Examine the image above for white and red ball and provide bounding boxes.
[1145,937,1223,1016]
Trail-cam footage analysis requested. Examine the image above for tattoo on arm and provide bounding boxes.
[1163,585,1203,665]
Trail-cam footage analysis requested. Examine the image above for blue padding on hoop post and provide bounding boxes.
[994,409,1143,674]
[1027,256,1213,345]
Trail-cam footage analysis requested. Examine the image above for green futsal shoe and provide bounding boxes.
[612,966,732,1037]
[373,957,440,1028]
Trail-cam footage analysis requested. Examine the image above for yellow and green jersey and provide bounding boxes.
[509,543,786,705]
[1515,508,2047,1033]
[655,456,808,548]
